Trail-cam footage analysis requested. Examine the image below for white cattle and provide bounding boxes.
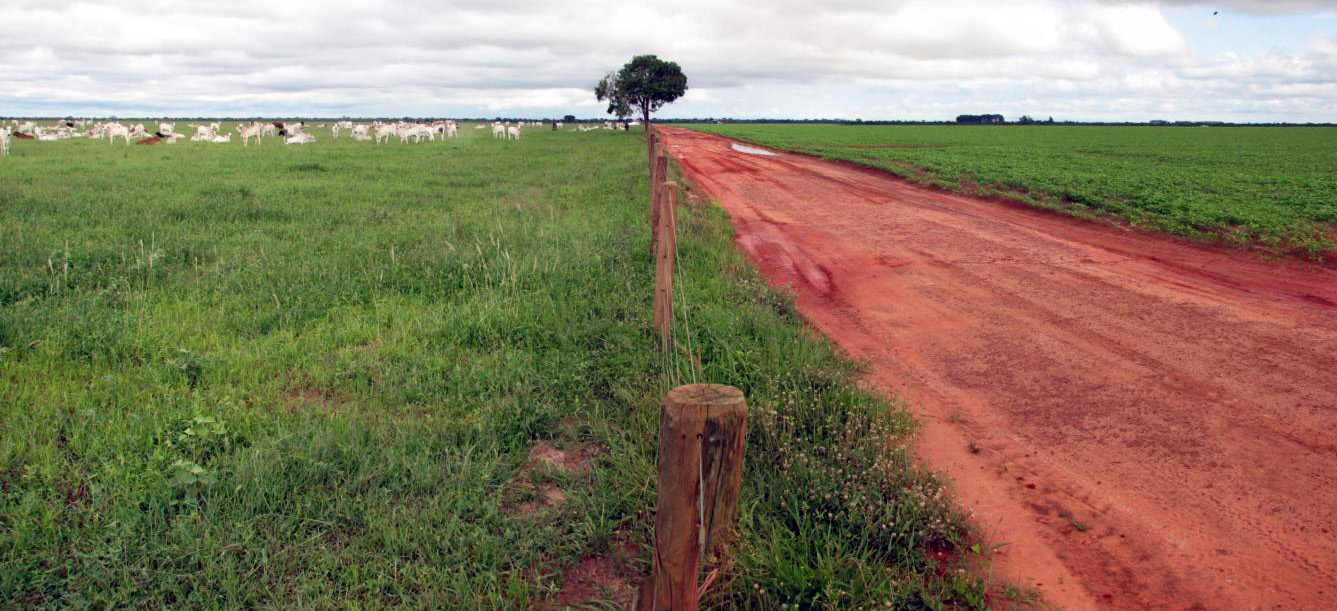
[491,122,506,138]
[398,124,434,143]
[1,128,11,157]
[237,123,263,146]
[350,124,371,141]
[284,133,316,145]
[506,125,521,141]
[446,122,458,138]
[374,124,398,145]
[332,119,353,139]
[158,122,175,136]
[105,123,131,144]
[211,133,232,143]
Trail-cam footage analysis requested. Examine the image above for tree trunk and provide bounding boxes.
[643,103,652,133]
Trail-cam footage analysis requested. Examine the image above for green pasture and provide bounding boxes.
[693,123,1337,259]
[1,125,1007,609]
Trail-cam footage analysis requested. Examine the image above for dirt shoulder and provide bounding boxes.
[658,126,1337,611]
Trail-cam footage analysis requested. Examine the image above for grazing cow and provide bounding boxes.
[332,120,353,139]
[374,123,397,145]
[350,124,371,141]
[506,125,521,141]
[105,123,131,144]
[237,123,263,146]
[284,133,315,145]
[398,124,434,143]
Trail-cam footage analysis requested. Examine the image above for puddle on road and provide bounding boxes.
[731,143,779,156]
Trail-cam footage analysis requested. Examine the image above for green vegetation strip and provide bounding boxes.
[693,123,1337,259]
[1,128,1001,610]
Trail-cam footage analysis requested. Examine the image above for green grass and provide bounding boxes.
[2,125,1009,609]
[691,123,1337,259]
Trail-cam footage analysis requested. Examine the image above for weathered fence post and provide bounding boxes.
[638,384,749,611]
[649,150,669,255]
[648,129,658,166]
[652,182,678,354]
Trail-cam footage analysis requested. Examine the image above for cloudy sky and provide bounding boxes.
[2,0,1334,122]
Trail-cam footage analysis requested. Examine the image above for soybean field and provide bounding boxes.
[693,123,1337,259]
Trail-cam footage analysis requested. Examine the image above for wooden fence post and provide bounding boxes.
[649,149,669,252]
[652,182,678,354]
[649,175,663,256]
[638,384,749,611]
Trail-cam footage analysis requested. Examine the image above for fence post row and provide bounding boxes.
[640,130,749,611]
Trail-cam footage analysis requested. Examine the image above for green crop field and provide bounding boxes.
[1,126,1012,609]
[692,123,1337,259]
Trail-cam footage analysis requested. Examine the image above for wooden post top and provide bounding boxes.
[667,384,744,407]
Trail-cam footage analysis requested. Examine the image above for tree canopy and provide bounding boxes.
[595,55,687,131]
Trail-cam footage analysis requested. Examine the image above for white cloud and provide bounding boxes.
[0,0,1332,122]
[1091,4,1188,56]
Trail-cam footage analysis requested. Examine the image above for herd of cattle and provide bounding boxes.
[0,118,637,156]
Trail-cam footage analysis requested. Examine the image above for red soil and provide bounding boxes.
[657,126,1337,611]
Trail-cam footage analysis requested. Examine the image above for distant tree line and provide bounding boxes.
[955,114,1005,124]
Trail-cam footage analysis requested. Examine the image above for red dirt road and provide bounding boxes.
[657,127,1337,611]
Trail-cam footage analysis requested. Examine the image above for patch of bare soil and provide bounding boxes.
[504,441,605,517]
[505,440,638,609]
[658,125,1337,611]
[283,386,344,413]
[545,543,640,611]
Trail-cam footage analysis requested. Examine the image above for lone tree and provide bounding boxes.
[595,54,687,132]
